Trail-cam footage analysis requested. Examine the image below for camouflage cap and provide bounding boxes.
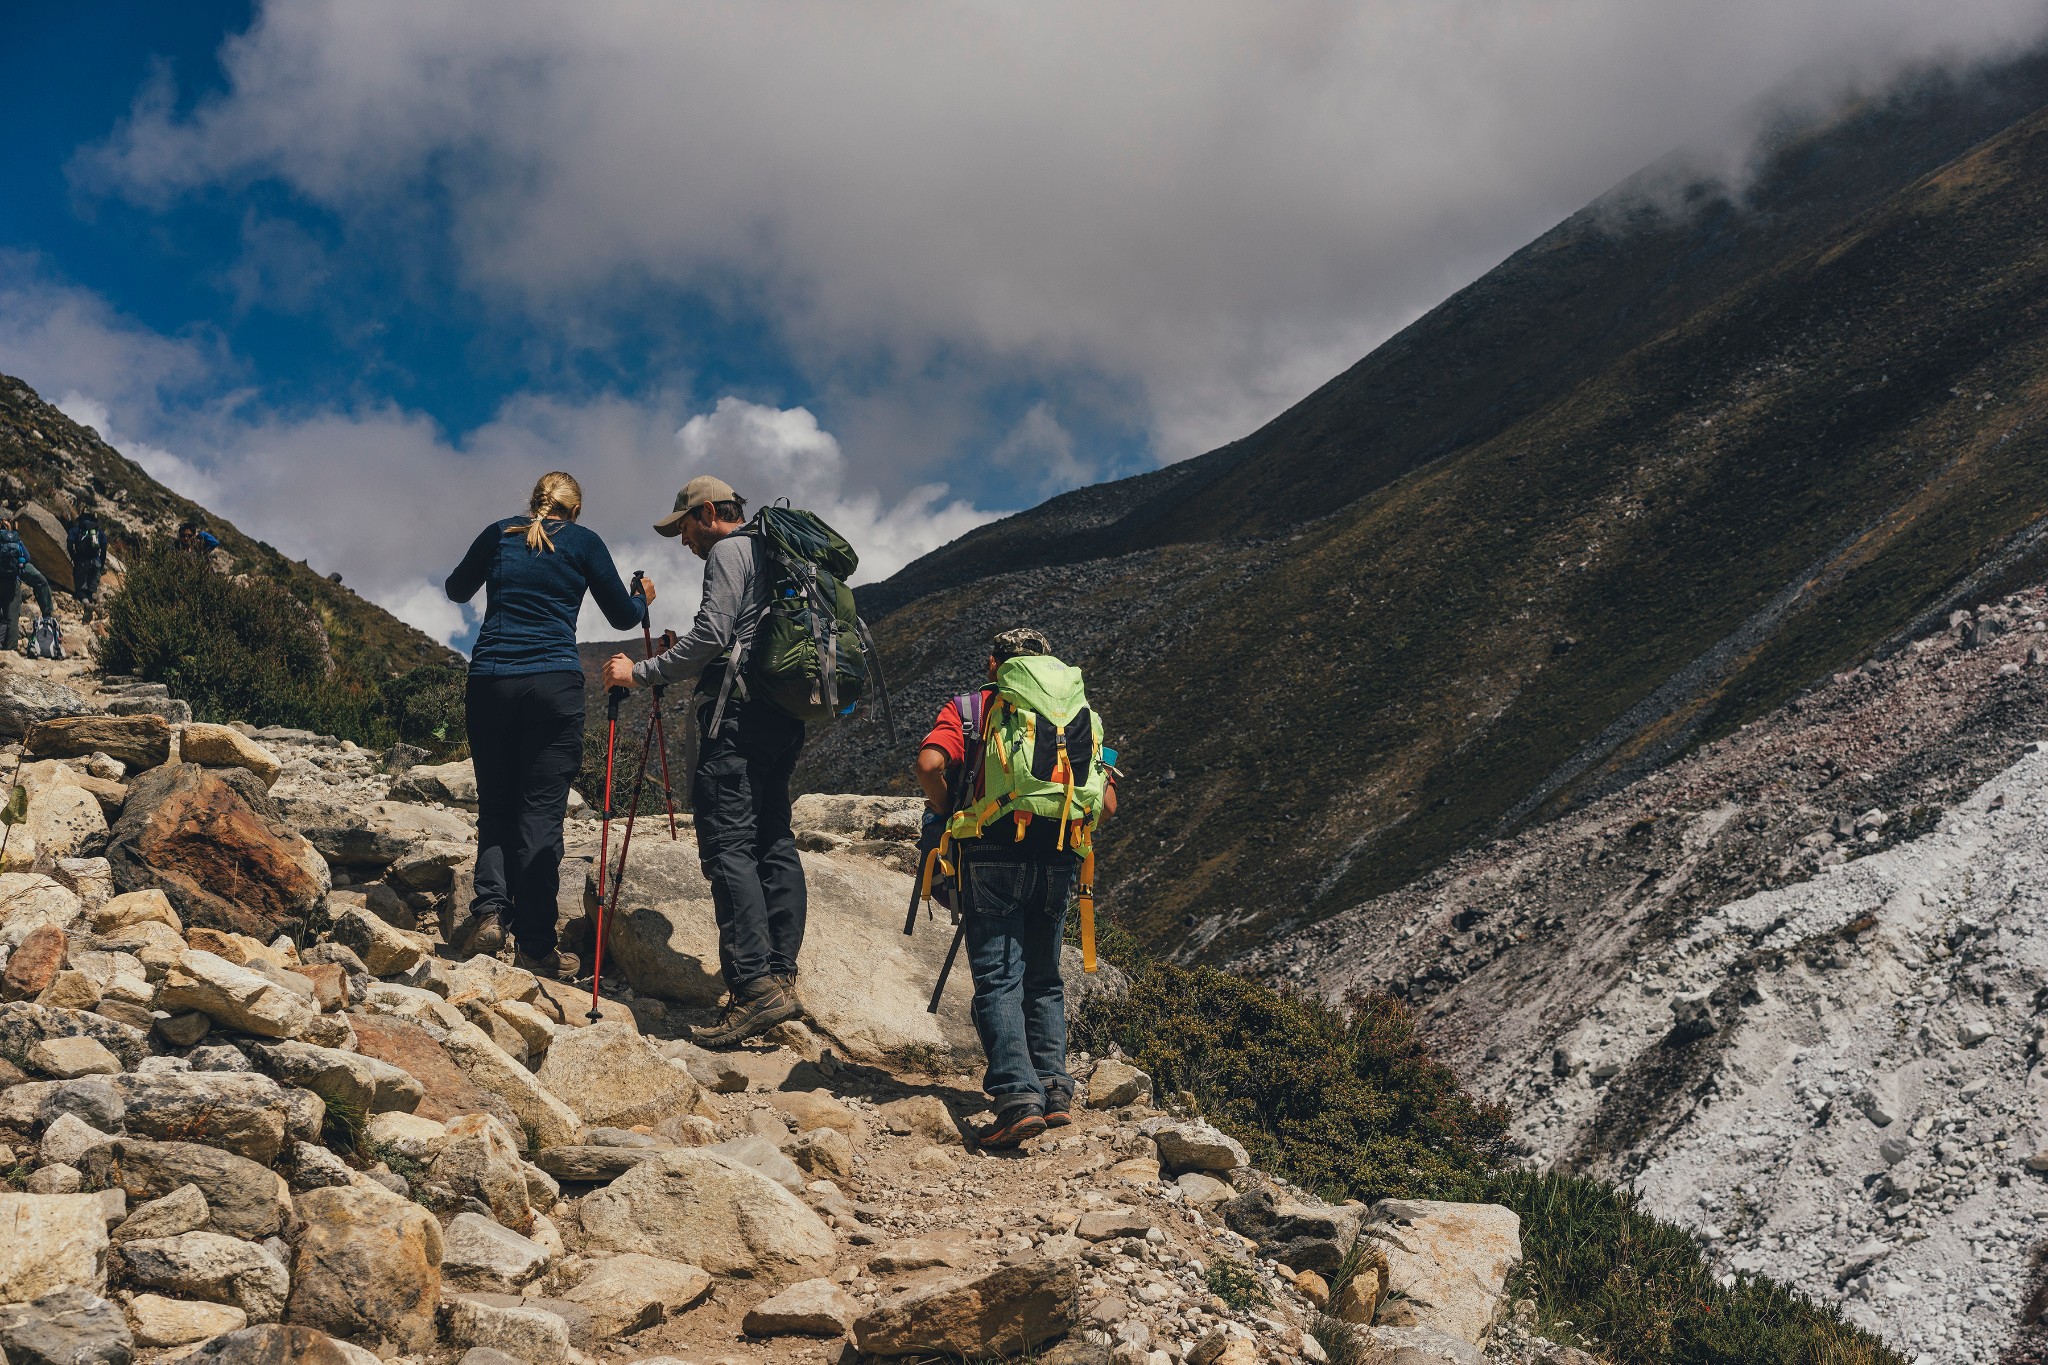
[991,627,1051,661]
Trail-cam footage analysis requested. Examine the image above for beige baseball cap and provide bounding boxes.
[653,475,738,537]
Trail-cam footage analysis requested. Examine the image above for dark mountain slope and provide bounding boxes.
[0,376,454,678]
[807,63,2048,963]
[861,55,2048,622]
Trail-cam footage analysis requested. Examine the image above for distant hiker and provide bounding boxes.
[174,518,219,554]
[602,476,808,1048]
[0,508,55,654]
[446,471,650,981]
[915,627,1116,1147]
[67,509,108,618]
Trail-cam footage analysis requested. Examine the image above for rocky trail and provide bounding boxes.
[1254,585,2048,1364]
[0,649,1551,1365]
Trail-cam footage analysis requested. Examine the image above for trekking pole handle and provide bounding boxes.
[607,687,628,717]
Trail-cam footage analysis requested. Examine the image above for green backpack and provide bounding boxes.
[711,505,898,741]
[946,654,1108,856]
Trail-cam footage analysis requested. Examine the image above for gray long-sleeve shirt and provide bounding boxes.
[632,532,771,690]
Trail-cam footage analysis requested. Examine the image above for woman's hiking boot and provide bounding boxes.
[975,1104,1047,1150]
[513,947,580,983]
[694,978,800,1049]
[463,911,505,959]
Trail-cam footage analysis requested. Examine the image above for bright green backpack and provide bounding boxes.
[946,654,1108,856]
[711,506,897,742]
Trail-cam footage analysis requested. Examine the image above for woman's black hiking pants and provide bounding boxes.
[467,671,585,957]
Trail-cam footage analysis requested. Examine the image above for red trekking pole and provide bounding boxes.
[588,687,628,1023]
[630,572,679,841]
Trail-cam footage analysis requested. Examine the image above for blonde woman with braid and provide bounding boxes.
[444,472,652,978]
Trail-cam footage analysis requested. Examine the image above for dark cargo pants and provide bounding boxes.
[466,671,585,956]
[693,697,807,993]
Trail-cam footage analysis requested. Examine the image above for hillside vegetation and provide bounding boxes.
[0,375,461,749]
[0,375,454,685]
[809,55,2048,960]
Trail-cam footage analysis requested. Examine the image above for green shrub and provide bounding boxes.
[1077,960,1904,1365]
[1071,960,1508,1201]
[381,661,468,755]
[101,540,393,742]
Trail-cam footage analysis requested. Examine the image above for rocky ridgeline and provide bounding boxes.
[1256,588,2048,1363]
[0,653,1545,1365]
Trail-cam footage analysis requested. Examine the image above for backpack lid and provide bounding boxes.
[752,506,858,581]
[993,655,1088,725]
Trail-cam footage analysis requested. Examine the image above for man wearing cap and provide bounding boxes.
[602,477,808,1047]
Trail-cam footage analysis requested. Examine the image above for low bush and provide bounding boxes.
[1075,958,1904,1365]
[100,539,469,755]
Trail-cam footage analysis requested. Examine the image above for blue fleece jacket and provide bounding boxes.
[446,517,646,676]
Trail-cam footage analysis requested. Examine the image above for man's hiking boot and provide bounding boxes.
[975,1105,1047,1150]
[513,947,580,983]
[463,911,505,959]
[1043,1088,1074,1129]
[694,979,800,1049]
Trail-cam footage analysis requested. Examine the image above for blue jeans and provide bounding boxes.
[962,852,1077,1111]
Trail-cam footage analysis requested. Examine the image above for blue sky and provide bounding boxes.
[1,2,2041,651]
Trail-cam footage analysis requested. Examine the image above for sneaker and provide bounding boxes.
[975,1105,1047,1149]
[1043,1089,1074,1129]
[513,947,581,982]
[464,911,506,959]
[693,980,800,1049]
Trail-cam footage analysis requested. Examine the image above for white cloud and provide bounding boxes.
[77,1,2048,462]
[0,260,996,650]
[991,402,1090,497]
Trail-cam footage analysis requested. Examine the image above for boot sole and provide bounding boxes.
[976,1113,1048,1148]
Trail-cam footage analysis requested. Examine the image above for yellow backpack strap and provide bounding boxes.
[1078,847,1097,973]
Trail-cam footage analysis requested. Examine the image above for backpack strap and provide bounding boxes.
[706,528,770,738]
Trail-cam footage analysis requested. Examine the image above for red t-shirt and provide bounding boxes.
[920,688,995,771]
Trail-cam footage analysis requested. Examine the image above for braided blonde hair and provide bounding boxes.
[510,471,582,553]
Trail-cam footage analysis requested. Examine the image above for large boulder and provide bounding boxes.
[0,670,95,738]
[0,1286,133,1365]
[285,1184,443,1355]
[426,1113,538,1231]
[852,1256,1079,1357]
[345,1013,523,1133]
[533,1021,704,1129]
[296,800,470,871]
[1363,1200,1523,1345]
[83,1139,293,1240]
[14,503,72,592]
[557,1254,710,1338]
[0,1000,150,1070]
[155,951,317,1040]
[114,1232,289,1322]
[106,766,328,939]
[186,1324,382,1365]
[439,1021,582,1149]
[596,837,977,1061]
[579,1148,836,1274]
[0,1191,109,1302]
[114,1071,292,1164]
[27,716,170,772]
[26,784,108,863]
[177,725,283,789]
[1220,1188,1363,1275]
[0,874,85,942]
[252,1040,422,1115]
[441,1212,552,1290]
[389,760,477,806]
